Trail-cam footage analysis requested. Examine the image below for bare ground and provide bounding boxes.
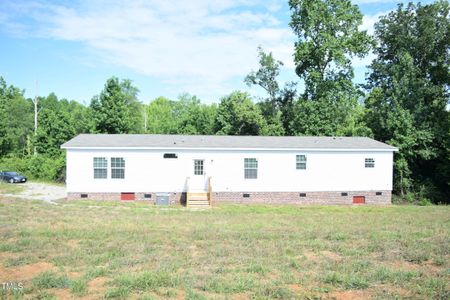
[1,182,65,202]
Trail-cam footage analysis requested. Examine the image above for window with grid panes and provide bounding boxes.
[194,160,204,175]
[244,158,258,179]
[296,155,307,170]
[93,157,107,179]
[111,157,125,179]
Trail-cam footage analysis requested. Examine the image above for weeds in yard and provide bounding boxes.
[256,285,296,299]
[70,278,87,296]
[0,182,25,194]
[0,199,448,299]
[32,271,70,289]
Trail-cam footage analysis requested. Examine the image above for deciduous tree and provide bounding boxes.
[214,91,269,136]
[366,1,450,201]
[288,0,372,136]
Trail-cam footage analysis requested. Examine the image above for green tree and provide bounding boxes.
[34,93,91,156]
[214,91,269,135]
[146,94,218,135]
[121,79,143,133]
[90,77,138,134]
[175,93,217,135]
[245,46,283,105]
[0,77,34,156]
[0,77,9,155]
[63,99,94,134]
[291,79,372,137]
[288,0,372,136]
[35,108,75,157]
[146,97,179,134]
[289,0,372,99]
[244,47,289,135]
[366,1,450,202]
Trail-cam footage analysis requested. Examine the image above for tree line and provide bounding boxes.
[0,0,448,204]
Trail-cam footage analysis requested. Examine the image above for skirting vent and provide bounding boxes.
[121,193,135,201]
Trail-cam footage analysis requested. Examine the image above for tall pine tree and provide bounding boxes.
[90,77,136,134]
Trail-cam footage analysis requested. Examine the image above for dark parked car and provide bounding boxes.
[0,171,27,183]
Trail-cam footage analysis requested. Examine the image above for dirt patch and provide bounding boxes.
[328,290,372,299]
[67,271,82,279]
[388,287,412,298]
[51,288,74,299]
[0,252,19,261]
[288,284,302,293]
[303,251,318,260]
[233,293,250,300]
[0,261,55,281]
[321,251,342,261]
[87,276,108,295]
[188,244,199,258]
[1,182,65,202]
[174,289,186,300]
[390,260,420,271]
[422,260,445,274]
[67,240,79,249]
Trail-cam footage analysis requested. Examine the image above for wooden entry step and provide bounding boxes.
[187,192,210,208]
[186,177,213,208]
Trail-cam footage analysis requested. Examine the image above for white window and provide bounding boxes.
[111,157,125,179]
[93,157,107,179]
[365,158,375,168]
[194,160,204,175]
[244,158,258,179]
[296,155,307,170]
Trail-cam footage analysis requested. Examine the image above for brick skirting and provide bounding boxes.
[67,192,185,205]
[215,190,391,205]
[67,190,391,205]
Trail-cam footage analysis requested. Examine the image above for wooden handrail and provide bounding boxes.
[208,176,212,207]
[186,177,190,208]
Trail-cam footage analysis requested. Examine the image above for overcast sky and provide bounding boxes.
[0,0,435,104]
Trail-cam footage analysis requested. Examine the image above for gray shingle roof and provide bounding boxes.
[61,134,397,150]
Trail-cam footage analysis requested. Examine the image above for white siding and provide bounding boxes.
[66,149,394,193]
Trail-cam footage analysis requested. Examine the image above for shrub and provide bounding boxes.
[418,198,432,206]
[0,154,65,182]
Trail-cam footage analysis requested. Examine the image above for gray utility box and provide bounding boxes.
[155,193,170,206]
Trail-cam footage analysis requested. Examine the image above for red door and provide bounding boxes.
[353,196,365,204]
[121,193,135,201]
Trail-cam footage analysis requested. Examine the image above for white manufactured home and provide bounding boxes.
[61,134,398,207]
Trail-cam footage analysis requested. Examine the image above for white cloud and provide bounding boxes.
[0,0,295,101]
[2,0,407,101]
[351,9,392,69]
[360,11,388,35]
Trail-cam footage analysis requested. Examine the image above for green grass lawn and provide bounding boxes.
[0,199,448,299]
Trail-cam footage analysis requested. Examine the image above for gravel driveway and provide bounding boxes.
[2,182,66,203]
